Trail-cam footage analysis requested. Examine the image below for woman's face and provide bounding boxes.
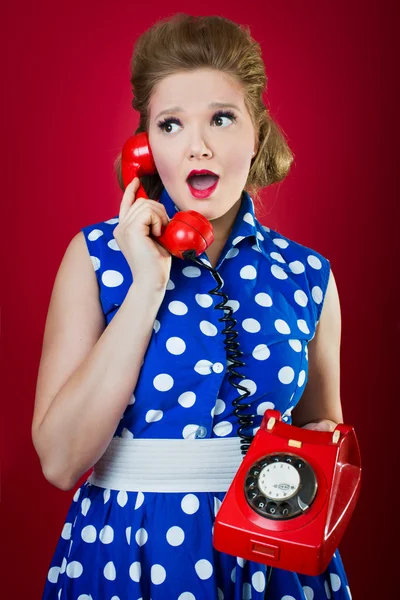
[148,68,258,222]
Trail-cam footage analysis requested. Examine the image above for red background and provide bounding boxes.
[2,1,396,597]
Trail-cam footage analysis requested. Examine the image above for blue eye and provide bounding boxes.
[157,110,237,133]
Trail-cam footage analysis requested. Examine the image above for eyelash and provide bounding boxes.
[157,110,237,133]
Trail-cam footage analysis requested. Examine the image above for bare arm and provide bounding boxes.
[291,269,343,432]
[32,231,165,490]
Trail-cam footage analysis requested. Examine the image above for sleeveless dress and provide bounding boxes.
[42,188,352,599]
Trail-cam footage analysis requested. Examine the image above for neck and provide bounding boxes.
[209,194,243,246]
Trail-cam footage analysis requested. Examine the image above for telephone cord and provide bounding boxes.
[184,251,273,598]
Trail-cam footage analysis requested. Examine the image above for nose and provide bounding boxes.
[188,134,213,159]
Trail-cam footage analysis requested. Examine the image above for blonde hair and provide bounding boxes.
[115,13,294,208]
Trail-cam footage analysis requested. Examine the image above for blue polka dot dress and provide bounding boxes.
[42,189,352,599]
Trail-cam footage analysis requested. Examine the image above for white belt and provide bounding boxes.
[87,436,244,492]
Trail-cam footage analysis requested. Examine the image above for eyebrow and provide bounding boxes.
[155,102,242,121]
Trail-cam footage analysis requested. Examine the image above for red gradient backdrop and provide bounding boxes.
[2,1,396,597]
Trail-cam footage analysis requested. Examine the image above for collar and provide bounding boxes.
[158,187,267,257]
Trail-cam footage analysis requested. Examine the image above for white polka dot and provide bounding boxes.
[251,570,265,592]
[214,496,222,516]
[278,367,295,384]
[242,582,252,599]
[105,217,119,225]
[104,561,116,580]
[200,320,218,336]
[134,492,144,510]
[324,580,332,599]
[181,494,200,514]
[312,286,323,304]
[66,561,83,579]
[308,255,322,269]
[225,246,239,259]
[275,319,291,335]
[271,264,288,279]
[289,261,305,274]
[166,526,185,546]
[182,266,201,278]
[224,299,240,313]
[126,527,131,544]
[102,270,124,287]
[195,559,213,580]
[303,586,314,600]
[242,318,261,333]
[121,427,133,438]
[194,359,213,375]
[61,523,72,540]
[81,525,97,543]
[233,235,245,245]
[253,344,271,360]
[270,251,285,263]
[231,566,236,582]
[298,319,310,334]
[294,290,308,307]
[178,391,196,408]
[135,528,148,546]
[196,293,213,307]
[88,228,103,241]
[108,239,120,251]
[237,557,247,567]
[81,498,91,516]
[255,292,273,307]
[272,237,289,248]
[151,564,166,584]
[166,337,186,354]
[166,279,175,290]
[145,409,163,423]
[73,488,81,502]
[281,597,296,600]
[288,339,302,352]
[90,256,100,271]
[99,525,114,544]
[60,557,67,574]
[47,566,60,583]
[182,424,200,439]
[240,265,257,279]
[214,398,226,415]
[153,374,174,391]
[129,561,141,582]
[243,212,255,226]
[117,490,128,507]
[298,370,306,387]
[240,379,257,395]
[213,421,233,436]
[257,401,275,415]
[178,594,196,600]
[330,573,342,591]
[103,488,110,503]
[168,300,188,315]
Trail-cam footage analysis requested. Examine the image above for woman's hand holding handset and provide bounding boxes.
[113,177,172,290]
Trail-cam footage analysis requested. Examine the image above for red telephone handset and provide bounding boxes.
[121,132,214,259]
[213,409,362,576]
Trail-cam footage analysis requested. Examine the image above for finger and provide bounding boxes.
[123,200,170,230]
[119,177,140,222]
[130,203,170,236]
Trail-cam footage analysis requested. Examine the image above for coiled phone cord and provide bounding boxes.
[184,251,274,597]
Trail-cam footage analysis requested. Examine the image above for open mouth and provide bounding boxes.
[186,174,219,198]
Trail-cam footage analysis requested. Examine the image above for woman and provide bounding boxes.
[33,13,351,599]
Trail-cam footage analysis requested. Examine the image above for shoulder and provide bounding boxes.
[260,224,330,274]
[257,224,332,325]
[81,215,119,244]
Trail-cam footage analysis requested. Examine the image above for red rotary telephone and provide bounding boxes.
[121,132,214,259]
[213,409,362,576]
